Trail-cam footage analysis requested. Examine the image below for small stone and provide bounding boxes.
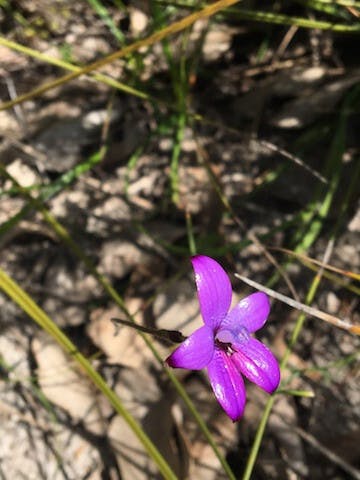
[129,7,148,35]
[154,279,202,336]
[87,300,150,368]
[348,204,360,232]
[203,27,233,61]
[327,292,340,314]
[6,159,39,188]
[33,337,108,435]
[98,240,152,278]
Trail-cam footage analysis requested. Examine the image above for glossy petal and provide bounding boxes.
[191,255,232,330]
[222,292,270,333]
[207,349,246,421]
[166,325,214,370]
[231,337,280,394]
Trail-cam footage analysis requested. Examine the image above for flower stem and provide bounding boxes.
[186,210,197,255]
[0,267,177,480]
[242,397,275,480]
[241,268,325,480]
[0,164,235,479]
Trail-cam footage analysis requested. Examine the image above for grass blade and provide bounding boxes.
[0,0,241,112]
[0,267,177,480]
[0,164,236,480]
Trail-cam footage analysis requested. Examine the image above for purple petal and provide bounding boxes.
[207,349,246,421]
[166,325,214,370]
[231,337,280,394]
[191,255,232,330]
[222,292,270,333]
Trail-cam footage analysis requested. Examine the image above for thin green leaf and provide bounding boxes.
[0,267,177,480]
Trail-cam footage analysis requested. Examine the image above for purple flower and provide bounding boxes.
[166,255,280,421]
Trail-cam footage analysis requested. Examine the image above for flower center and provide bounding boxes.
[215,326,250,356]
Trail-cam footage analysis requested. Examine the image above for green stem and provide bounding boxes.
[241,87,360,479]
[0,267,177,480]
[242,278,319,480]
[231,7,360,31]
[86,0,126,43]
[40,199,235,480]
[166,367,236,480]
[0,37,148,101]
[0,0,241,112]
[186,211,197,256]
[0,165,235,479]
[155,0,360,31]
[170,111,186,204]
[242,397,275,480]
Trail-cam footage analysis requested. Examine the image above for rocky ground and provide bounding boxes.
[0,1,359,479]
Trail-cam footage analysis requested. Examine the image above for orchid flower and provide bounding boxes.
[166,255,280,421]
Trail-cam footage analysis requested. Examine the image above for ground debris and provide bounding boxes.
[0,1,359,478]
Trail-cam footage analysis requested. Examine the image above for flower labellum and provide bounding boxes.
[166,255,280,421]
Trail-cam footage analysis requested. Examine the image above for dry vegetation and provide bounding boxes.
[0,1,359,479]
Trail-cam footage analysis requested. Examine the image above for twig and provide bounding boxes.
[273,24,299,60]
[270,246,360,281]
[295,427,360,480]
[260,140,328,184]
[234,273,360,335]
[196,141,300,302]
[0,0,241,112]
[4,76,26,128]
[111,318,186,343]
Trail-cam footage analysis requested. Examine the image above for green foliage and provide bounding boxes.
[0,0,359,478]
